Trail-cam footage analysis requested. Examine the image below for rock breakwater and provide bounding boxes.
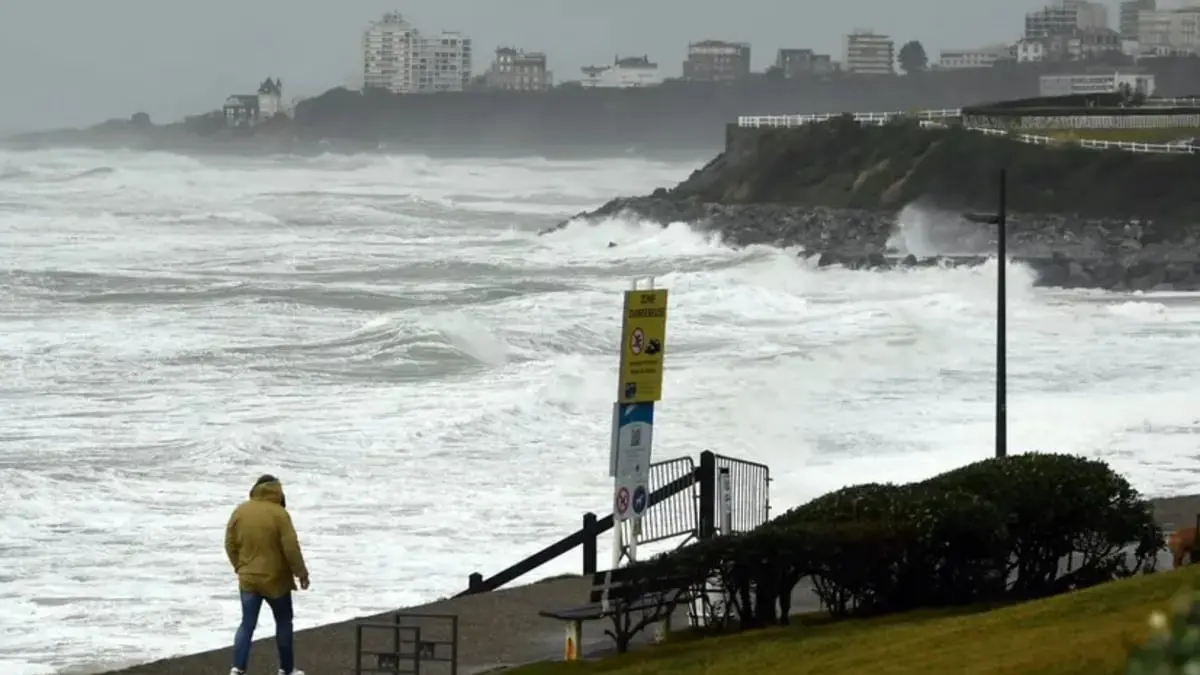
[545,197,1200,291]
[816,253,1200,291]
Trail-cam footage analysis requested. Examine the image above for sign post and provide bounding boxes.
[609,277,668,569]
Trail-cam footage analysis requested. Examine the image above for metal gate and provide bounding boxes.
[621,455,698,546]
[713,453,771,532]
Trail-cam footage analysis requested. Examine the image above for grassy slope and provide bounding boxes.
[510,565,1200,675]
[677,118,1200,227]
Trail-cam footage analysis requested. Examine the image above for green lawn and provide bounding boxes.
[1043,127,1197,143]
[511,565,1200,675]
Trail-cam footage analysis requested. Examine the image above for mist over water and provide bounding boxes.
[2,147,1199,675]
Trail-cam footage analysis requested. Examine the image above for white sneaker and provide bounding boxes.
[229,669,245,675]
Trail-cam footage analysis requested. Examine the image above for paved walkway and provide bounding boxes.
[98,494,1200,675]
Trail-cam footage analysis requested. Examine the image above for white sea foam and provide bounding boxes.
[1,147,1198,674]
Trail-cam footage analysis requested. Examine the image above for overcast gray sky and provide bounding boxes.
[0,0,1108,132]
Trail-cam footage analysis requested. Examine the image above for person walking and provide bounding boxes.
[225,474,310,675]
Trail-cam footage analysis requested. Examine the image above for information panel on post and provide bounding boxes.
[616,289,668,404]
[612,403,653,522]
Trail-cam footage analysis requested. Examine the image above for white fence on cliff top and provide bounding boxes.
[737,108,962,128]
[962,124,1197,154]
[735,106,1199,155]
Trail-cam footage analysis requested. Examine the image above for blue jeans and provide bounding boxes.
[233,591,294,673]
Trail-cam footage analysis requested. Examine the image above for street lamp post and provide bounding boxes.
[963,169,1008,459]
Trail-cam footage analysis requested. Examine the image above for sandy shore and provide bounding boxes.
[90,493,1200,675]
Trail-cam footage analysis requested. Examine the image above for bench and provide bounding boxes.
[538,567,694,661]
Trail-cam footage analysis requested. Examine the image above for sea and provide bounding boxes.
[2,147,1199,675]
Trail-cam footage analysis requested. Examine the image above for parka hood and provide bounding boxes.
[250,478,286,507]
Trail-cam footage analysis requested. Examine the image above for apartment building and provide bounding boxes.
[683,40,752,81]
[485,47,552,91]
[361,12,472,94]
[363,12,419,92]
[843,30,895,75]
[1138,7,1200,55]
[417,31,472,92]
[1025,0,1110,37]
[775,48,834,77]
[1120,0,1156,39]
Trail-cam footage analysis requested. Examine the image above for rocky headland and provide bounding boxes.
[547,116,1200,291]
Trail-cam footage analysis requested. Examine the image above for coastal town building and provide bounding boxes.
[361,12,472,94]
[843,30,895,75]
[1016,38,1049,61]
[1020,29,1122,61]
[1025,0,1110,38]
[1120,0,1156,39]
[1019,0,1125,61]
[683,40,752,81]
[937,44,1014,69]
[1038,71,1156,96]
[416,31,472,92]
[222,96,259,128]
[258,78,283,118]
[222,77,284,128]
[485,47,552,91]
[363,12,419,92]
[579,56,663,88]
[1137,6,1200,55]
[775,48,834,77]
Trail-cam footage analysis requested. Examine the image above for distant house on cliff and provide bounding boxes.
[775,48,834,78]
[223,77,285,128]
[258,77,284,117]
[579,55,663,88]
[485,47,553,91]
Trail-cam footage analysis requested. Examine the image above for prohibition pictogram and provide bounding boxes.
[629,327,645,355]
[616,486,631,514]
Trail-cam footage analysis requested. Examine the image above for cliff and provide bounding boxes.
[556,116,1200,291]
[681,117,1200,224]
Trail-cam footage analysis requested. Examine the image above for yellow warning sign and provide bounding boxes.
[616,289,668,403]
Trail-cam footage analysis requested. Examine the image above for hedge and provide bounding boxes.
[628,453,1163,635]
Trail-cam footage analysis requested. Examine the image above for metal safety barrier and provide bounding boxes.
[713,453,771,533]
[624,455,698,545]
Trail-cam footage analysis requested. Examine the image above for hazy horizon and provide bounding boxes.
[1,0,1118,132]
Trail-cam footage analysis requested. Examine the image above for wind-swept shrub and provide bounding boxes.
[640,452,1161,638]
[921,453,1162,597]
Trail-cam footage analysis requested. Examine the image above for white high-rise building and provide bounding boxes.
[844,29,895,75]
[415,31,472,92]
[363,12,419,92]
[362,12,472,94]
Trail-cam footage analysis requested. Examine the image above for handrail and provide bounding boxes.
[454,463,702,597]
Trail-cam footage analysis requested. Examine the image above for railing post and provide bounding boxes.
[467,572,483,594]
[698,451,716,540]
[581,512,597,575]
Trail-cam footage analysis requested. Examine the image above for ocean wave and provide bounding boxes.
[4,147,1200,675]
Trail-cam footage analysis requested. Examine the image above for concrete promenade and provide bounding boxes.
[95,493,1200,675]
